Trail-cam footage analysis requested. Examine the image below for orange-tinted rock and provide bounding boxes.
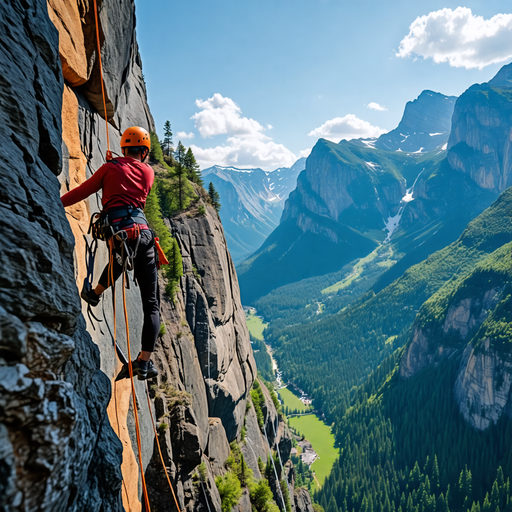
[47,0,88,86]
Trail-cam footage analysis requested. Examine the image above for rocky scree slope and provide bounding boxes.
[145,198,312,512]
[202,158,305,263]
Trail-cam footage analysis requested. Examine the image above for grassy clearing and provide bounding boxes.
[289,414,337,487]
[245,311,267,340]
[321,246,395,294]
[377,259,396,268]
[321,248,379,294]
[278,387,308,413]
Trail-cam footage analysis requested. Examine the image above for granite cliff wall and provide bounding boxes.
[145,198,310,512]
[0,0,131,509]
[0,1,311,510]
[448,63,512,194]
[399,242,512,431]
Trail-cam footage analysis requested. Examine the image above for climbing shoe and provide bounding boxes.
[81,280,100,307]
[115,357,158,381]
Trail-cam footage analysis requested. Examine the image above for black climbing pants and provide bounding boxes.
[98,230,160,353]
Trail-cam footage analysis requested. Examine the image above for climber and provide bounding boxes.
[61,126,159,381]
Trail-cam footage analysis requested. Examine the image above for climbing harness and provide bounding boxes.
[90,0,180,509]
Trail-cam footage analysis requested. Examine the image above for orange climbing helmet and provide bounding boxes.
[121,126,151,150]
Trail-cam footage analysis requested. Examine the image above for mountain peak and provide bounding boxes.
[366,90,457,153]
[488,61,512,88]
[396,90,457,135]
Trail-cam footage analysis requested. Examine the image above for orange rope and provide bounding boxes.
[92,0,112,160]
[145,382,182,512]
[109,241,132,511]
[122,271,151,511]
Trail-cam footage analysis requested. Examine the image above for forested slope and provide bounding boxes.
[265,187,512,423]
[315,238,512,512]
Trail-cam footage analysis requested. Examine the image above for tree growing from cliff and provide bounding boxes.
[149,131,163,162]
[162,120,173,156]
[184,147,203,185]
[173,141,187,210]
[250,479,277,512]
[208,182,221,213]
[144,185,183,298]
[165,238,183,298]
[216,472,242,512]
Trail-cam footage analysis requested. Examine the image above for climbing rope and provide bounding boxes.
[263,423,286,512]
[271,418,286,475]
[91,3,183,509]
[207,321,211,382]
[91,0,150,507]
[121,270,151,511]
[145,382,182,512]
[92,0,112,160]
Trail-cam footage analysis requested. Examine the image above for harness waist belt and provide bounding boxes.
[105,206,148,227]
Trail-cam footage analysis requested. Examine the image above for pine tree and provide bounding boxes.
[436,493,449,512]
[491,482,501,511]
[483,494,492,512]
[208,182,221,213]
[432,456,440,491]
[165,237,183,297]
[163,120,173,156]
[183,147,203,185]
[174,141,187,210]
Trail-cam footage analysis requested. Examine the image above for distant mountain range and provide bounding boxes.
[202,158,305,262]
[238,71,512,304]
[250,63,512,512]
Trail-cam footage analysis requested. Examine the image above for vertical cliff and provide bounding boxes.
[0,1,311,510]
[145,198,310,512]
[447,63,512,193]
[399,233,512,431]
[0,0,130,509]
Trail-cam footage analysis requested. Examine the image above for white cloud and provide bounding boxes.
[308,114,386,142]
[190,93,298,170]
[192,93,266,138]
[299,148,312,159]
[397,7,512,69]
[191,137,296,171]
[367,102,387,111]
[176,131,195,140]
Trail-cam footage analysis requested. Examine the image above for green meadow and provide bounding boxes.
[289,414,337,487]
[245,311,267,340]
[278,387,308,413]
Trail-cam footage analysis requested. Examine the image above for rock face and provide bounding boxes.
[146,200,303,511]
[372,90,457,153]
[455,339,512,430]
[448,64,512,194]
[400,288,501,379]
[0,2,313,510]
[203,159,305,263]
[0,0,129,509]
[399,233,512,431]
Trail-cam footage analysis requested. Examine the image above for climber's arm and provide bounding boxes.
[61,165,106,207]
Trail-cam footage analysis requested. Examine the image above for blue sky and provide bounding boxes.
[134,1,512,170]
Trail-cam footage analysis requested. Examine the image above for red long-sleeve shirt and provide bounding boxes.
[61,157,154,210]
